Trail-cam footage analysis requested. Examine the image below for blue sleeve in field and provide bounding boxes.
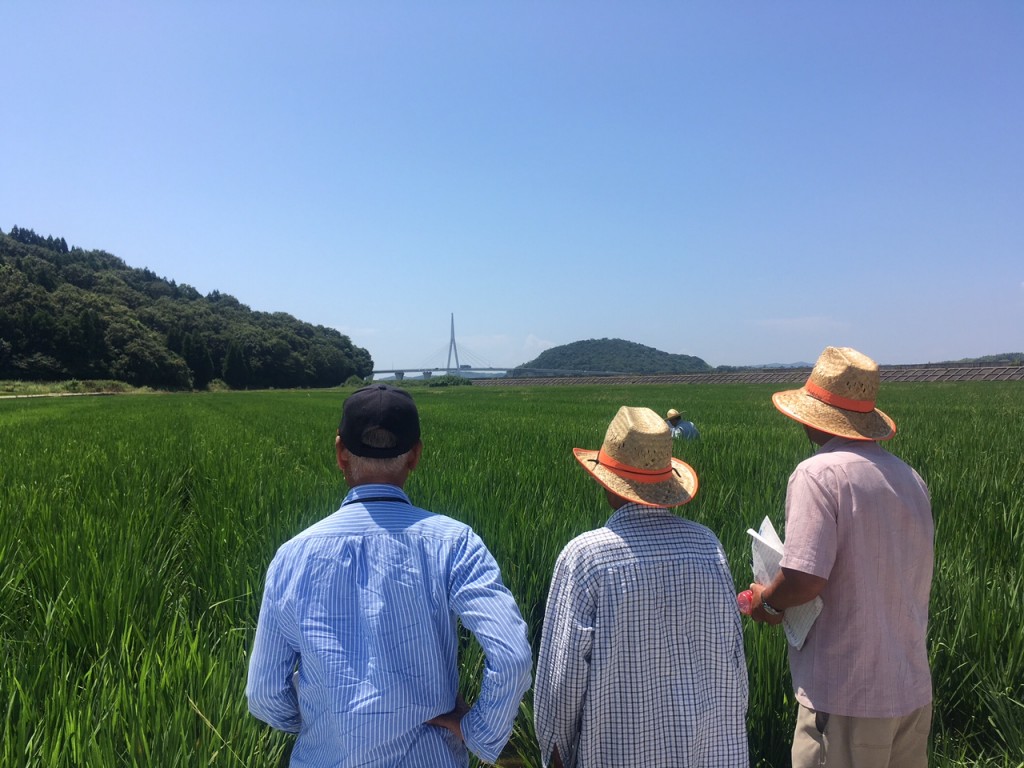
[450,530,533,764]
[246,554,301,733]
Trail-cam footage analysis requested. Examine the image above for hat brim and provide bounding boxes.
[772,389,896,441]
[573,448,698,507]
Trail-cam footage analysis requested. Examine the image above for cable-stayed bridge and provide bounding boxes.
[369,315,645,381]
[371,314,510,381]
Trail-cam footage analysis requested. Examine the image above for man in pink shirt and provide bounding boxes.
[748,347,934,768]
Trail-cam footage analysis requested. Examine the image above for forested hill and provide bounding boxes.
[0,226,373,389]
[518,338,711,374]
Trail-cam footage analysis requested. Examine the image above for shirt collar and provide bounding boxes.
[606,501,671,526]
[818,436,878,454]
[342,483,411,506]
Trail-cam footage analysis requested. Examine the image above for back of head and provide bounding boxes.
[339,385,422,485]
[345,450,415,486]
[573,405,698,508]
[340,384,421,458]
[772,346,895,441]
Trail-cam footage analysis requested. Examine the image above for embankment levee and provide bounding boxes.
[473,365,1024,387]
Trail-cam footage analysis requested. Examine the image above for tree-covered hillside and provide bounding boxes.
[518,338,711,374]
[943,353,1023,366]
[0,226,372,389]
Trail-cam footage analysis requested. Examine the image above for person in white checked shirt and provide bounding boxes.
[534,406,748,768]
[247,385,532,767]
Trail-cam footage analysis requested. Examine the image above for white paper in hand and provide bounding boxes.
[747,517,822,650]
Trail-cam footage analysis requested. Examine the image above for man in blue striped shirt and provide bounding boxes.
[247,384,532,767]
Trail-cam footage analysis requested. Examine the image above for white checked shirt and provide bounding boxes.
[534,503,748,768]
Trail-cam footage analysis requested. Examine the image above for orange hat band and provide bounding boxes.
[597,449,674,483]
[804,380,875,414]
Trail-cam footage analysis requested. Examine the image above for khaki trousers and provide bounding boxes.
[791,701,932,768]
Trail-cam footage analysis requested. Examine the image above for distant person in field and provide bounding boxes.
[666,407,700,439]
[247,384,532,767]
[534,406,748,768]
[746,347,934,768]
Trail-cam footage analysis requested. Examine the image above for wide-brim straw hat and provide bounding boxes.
[772,346,896,441]
[666,408,682,420]
[574,406,698,507]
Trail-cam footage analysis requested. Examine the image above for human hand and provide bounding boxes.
[425,694,470,742]
[748,583,785,626]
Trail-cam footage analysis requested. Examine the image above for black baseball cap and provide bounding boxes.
[339,384,421,459]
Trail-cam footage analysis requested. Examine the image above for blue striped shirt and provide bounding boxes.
[247,484,532,767]
[668,420,701,440]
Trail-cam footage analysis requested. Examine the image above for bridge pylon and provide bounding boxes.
[446,313,460,373]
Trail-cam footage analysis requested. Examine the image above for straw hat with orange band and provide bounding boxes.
[772,346,896,441]
[573,406,698,507]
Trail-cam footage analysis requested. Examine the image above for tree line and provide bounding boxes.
[0,227,373,390]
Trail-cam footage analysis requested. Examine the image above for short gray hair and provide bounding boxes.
[345,450,413,484]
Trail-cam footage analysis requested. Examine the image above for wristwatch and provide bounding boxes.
[761,596,783,616]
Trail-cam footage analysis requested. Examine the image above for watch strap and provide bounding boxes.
[761,596,783,616]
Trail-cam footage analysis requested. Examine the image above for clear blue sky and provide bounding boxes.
[3,2,1022,369]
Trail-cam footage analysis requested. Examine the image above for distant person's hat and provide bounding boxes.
[574,406,698,507]
[339,384,421,458]
[772,346,896,441]
[666,408,683,420]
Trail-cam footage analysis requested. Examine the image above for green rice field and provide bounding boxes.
[1,382,1022,767]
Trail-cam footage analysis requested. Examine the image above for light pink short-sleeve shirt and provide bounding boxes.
[781,437,933,718]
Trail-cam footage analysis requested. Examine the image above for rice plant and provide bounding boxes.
[1,382,1021,766]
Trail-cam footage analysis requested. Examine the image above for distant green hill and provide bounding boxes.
[0,226,373,389]
[941,353,1023,366]
[518,338,711,374]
